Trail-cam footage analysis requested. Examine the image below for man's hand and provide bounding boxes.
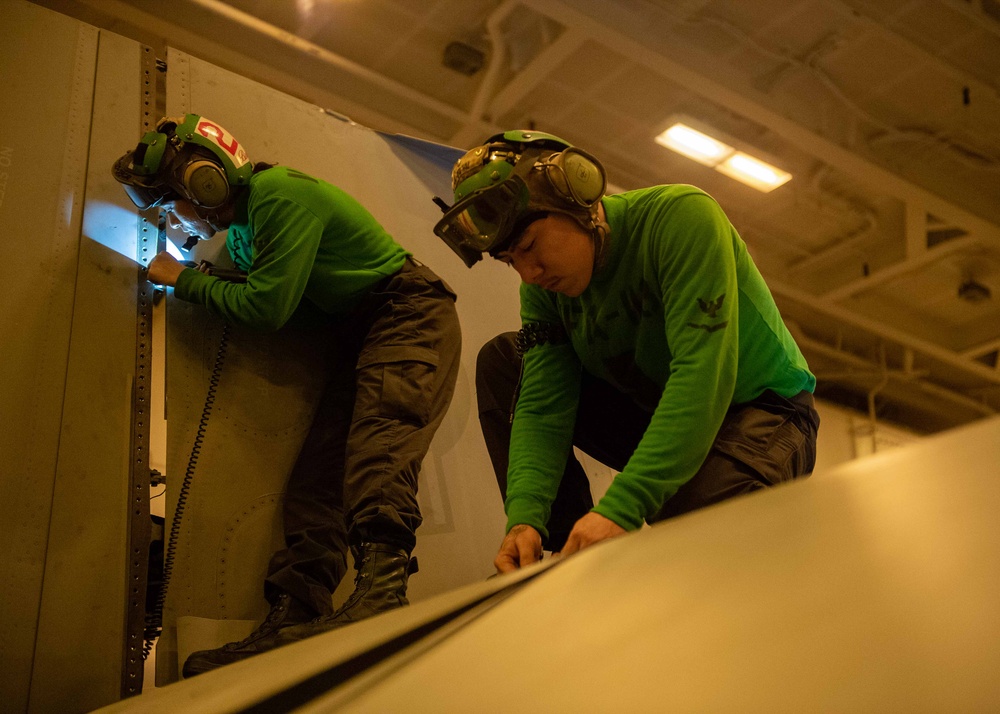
[559,512,626,558]
[494,524,543,574]
[146,251,187,287]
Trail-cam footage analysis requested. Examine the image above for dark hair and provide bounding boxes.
[252,162,276,174]
[489,211,549,258]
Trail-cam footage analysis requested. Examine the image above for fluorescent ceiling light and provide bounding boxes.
[655,121,792,192]
[654,124,734,166]
[716,152,792,193]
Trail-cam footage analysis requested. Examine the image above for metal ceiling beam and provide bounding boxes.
[58,0,450,139]
[819,235,982,302]
[772,280,1000,387]
[185,0,468,123]
[962,338,1000,361]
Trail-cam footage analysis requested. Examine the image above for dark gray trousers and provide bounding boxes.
[264,260,461,614]
[476,332,819,552]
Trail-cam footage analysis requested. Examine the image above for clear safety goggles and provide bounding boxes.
[433,146,604,267]
[433,174,531,267]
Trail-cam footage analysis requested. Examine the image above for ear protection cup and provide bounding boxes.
[541,148,606,207]
[180,158,229,207]
[561,150,605,204]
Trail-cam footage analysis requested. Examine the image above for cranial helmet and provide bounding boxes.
[433,130,607,267]
[112,114,253,216]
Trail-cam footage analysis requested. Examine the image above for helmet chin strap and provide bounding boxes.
[591,218,610,271]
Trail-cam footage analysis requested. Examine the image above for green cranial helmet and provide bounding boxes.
[112,113,253,211]
[450,130,570,200]
[434,130,607,267]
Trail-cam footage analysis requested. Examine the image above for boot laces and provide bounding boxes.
[222,597,289,649]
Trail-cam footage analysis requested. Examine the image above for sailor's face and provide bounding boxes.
[162,199,215,241]
[497,213,596,297]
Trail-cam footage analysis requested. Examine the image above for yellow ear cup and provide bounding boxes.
[182,159,229,207]
[542,149,606,207]
[561,151,605,205]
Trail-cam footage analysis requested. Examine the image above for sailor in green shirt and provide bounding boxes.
[113,114,461,675]
[434,130,818,573]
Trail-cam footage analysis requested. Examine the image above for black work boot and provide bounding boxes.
[264,543,414,643]
[181,544,413,675]
[181,592,319,678]
[326,542,413,626]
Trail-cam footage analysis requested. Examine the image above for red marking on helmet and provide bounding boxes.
[196,119,241,160]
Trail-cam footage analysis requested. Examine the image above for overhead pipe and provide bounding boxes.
[865,345,891,453]
[798,334,996,419]
[448,0,522,148]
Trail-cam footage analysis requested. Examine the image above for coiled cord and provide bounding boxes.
[509,322,569,423]
[143,322,230,659]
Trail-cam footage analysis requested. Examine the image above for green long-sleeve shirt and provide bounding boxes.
[175,167,409,329]
[506,185,815,535]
